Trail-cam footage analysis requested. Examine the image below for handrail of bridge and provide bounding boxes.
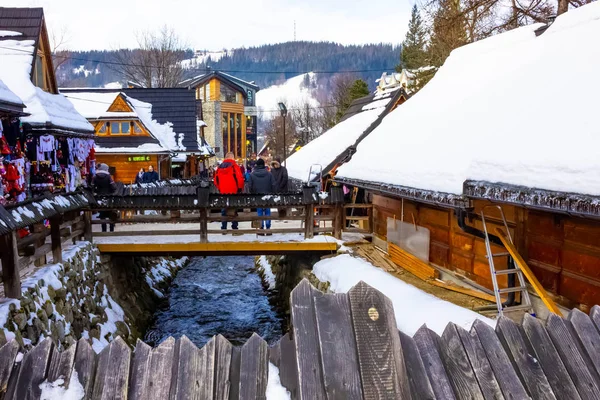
[0,185,372,299]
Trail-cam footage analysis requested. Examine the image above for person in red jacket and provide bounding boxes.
[214,152,244,230]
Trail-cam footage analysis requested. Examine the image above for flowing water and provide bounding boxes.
[144,256,284,348]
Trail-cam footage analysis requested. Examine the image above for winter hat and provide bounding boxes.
[256,158,265,168]
[97,163,109,172]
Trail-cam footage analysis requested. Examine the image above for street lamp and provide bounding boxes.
[278,102,287,165]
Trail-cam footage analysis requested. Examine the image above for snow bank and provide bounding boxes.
[313,254,495,336]
[257,256,276,290]
[39,371,85,400]
[0,39,93,132]
[338,2,600,196]
[266,363,291,400]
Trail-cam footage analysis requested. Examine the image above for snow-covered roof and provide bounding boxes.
[0,78,23,107]
[0,38,93,133]
[61,92,134,119]
[285,88,400,181]
[95,143,169,154]
[337,3,600,198]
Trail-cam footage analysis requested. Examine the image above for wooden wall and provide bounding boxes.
[372,194,600,309]
[97,154,170,183]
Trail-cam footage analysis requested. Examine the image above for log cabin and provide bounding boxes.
[334,3,600,311]
[62,88,213,182]
[180,71,259,161]
[0,7,95,201]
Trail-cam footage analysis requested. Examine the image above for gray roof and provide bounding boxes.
[0,8,44,76]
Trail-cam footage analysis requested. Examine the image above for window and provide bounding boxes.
[133,122,143,134]
[98,122,107,134]
[205,84,210,101]
[222,113,229,154]
[109,121,134,135]
[236,114,242,157]
[34,54,44,89]
[220,84,238,103]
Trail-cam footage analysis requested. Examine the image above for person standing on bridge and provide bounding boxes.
[143,165,159,183]
[271,157,289,219]
[249,158,276,235]
[93,163,117,232]
[214,152,244,231]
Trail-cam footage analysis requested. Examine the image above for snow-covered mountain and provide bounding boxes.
[256,72,320,114]
[181,50,232,69]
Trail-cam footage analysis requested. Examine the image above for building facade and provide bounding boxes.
[180,71,259,161]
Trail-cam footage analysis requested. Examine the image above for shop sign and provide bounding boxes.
[127,156,151,162]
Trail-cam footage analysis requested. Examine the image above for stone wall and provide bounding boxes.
[0,242,187,353]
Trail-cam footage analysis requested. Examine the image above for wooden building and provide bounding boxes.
[62,88,213,182]
[180,71,259,161]
[0,8,95,201]
[335,6,600,311]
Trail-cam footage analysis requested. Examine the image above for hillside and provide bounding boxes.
[56,42,400,90]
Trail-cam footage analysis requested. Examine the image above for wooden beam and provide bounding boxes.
[83,211,92,242]
[0,232,21,298]
[50,216,62,264]
[199,208,208,244]
[494,228,561,315]
[95,241,338,255]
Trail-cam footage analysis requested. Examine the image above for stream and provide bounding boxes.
[144,256,284,348]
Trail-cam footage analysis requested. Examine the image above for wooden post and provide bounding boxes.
[0,231,21,298]
[83,211,93,243]
[200,208,208,243]
[50,216,62,264]
[333,205,343,240]
[305,205,315,239]
[368,206,374,234]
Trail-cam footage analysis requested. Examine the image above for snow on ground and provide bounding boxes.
[92,289,127,353]
[266,363,291,400]
[181,50,230,68]
[0,39,93,132]
[257,73,319,114]
[257,256,276,289]
[313,254,495,336]
[39,371,85,400]
[285,107,384,181]
[338,2,600,197]
[145,257,189,298]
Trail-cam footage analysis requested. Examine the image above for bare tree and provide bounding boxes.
[111,26,187,88]
[50,27,72,85]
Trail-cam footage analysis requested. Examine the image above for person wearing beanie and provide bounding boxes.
[93,163,117,232]
[249,158,276,234]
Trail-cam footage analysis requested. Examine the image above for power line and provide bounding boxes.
[0,44,397,75]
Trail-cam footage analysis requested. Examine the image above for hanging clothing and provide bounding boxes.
[39,134,55,152]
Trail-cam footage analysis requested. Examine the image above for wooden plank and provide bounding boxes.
[521,314,580,399]
[214,335,233,400]
[74,338,97,399]
[269,340,281,367]
[495,317,556,399]
[545,313,600,399]
[228,346,241,400]
[290,279,326,400]
[200,208,208,243]
[568,308,600,378]
[95,242,338,255]
[388,242,439,281]
[591,305,600,332]
[471,319,529,399]
[4,361,20,400]
[239,333,268,400]
[495,227,561,315]
[47,343,76,385]
[438,323,484,399]
[0,340,19,394]
[1,231,21,298]
[413,325,456,399]
[348,281,410,399]
[314,292,362,399]
[305,205,315,239]
[13,337,53,399]
[50,216,62,263]
[128,340,152,400]
[455,324,504,400]
[93,336,131,400]
[429,279,500,303]
[84,210,93,241]
[398,331,435,400]
[170,335,213,400]
[278,333,298,398]
[147,337,176,400]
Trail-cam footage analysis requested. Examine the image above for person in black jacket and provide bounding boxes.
[93,163,117,232]
[143,165,159,183]
[271,158,289,218]
[135,168,145,184]
[249,158,276,233]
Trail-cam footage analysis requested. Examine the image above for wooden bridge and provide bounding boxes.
[1,279,600,399]
[0,181,371,298]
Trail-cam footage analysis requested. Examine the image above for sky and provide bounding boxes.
[3,0,413,51]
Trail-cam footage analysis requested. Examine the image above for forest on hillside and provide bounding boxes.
[55,42,400,89]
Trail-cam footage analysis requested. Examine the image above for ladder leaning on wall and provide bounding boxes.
[481,205,561,317]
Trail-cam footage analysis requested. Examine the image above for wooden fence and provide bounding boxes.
[1,279,599,399]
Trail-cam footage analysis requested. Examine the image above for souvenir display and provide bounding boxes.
[0,117,95,204]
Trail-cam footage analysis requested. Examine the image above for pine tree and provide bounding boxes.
[334,79,370,122]
[428,0,467,67]
[397,5,427,71]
